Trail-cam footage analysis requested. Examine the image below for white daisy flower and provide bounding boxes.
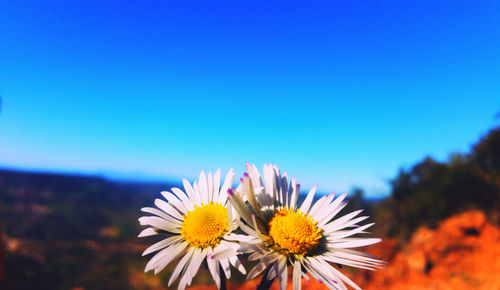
[138,169,246,290]
[226,163,384,290]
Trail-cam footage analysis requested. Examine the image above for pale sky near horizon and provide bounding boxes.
[1,0,499,197]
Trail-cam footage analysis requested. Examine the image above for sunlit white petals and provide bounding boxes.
[299,184,317,213]
[231,163,384,290]
[138,227,157,237]
[168,247,195,287]
[213,170,221,200]
[142,235,183,256]
[207,250,221,288]
[289,178,300,209]
[246,252,281,280]
[229,255,246,275]
[155,198,184,220]
[160,190,188,213]
[198,171,209,204]
[277,256,288,290]
[293,260,302,290]
[138,216,181,233]
[227,189,254,222]
[144,241,188,273]
[322,209,364,232]
[170,188,195,211]
[218,169,235,204]
[220,258,231,279]
[185,248,207,283]
[141,207,176,223]
[138,169,244,289]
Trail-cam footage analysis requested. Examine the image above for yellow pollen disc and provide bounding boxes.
[268,207,322,255]
[181,202,228,249]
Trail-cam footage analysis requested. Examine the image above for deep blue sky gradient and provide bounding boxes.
[1,0,499,197]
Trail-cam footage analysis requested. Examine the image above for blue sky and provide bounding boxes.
[1,0,499,197]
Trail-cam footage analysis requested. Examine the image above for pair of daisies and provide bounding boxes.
[138,164,384,290]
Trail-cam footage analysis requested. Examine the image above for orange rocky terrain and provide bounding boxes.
[356,210,500,290]
[183,210,500,290]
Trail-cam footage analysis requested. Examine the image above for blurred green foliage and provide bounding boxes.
[373,126,500,240]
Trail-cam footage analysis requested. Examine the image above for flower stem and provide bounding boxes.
[219,264,227,290]
[257,266,274,290]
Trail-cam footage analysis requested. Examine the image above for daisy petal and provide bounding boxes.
[168,247,195,287]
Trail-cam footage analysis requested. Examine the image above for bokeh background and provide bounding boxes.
[1,0,500,289]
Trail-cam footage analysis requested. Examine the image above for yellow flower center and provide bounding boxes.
[268,207,322,256]
[181,202,228,249]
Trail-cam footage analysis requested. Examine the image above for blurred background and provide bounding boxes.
[1,0,500,289]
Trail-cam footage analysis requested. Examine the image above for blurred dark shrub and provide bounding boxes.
[374,126,500,240]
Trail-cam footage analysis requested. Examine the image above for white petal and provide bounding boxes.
[322,210,363,232]
[247,253,280,279]
[277,256,287,290]
[138,216,181,233]
[246,162,264,189]
[299,185,317,213]
[142,235,183,256]
[328,223,374,240]
[267,262,278,280]
[213,169,221,201]
[229,256,246,275]
[178,276,188,290]
[331,238,381,248]
[237,240,264,254]
[220,258,231,279]
[304,258,344,290]
[316,193,348,227]
[171,187,195,211]
[242,175,265,221]
[142,206,181,225]
[144,241,187,273]
[207,171,214,202]
[160,190,188,214]
[309,192,335,218]
[138,227,157,237]
[321,254,379,270]
[281,173,288,208]
[323,216,369,234]
[290,178,300,209]
[168,247,195,286]
[293,259,302,290]
[318,257,360,290]
[335,248,385,264]
[207,250,221,289]
[224,233,255,243]
[183,178,201,205]
[228,190,253,225]
[263,164,275,201]
[199,171,209,204]
[154,199,184,221]
[185,248,208,284]
[211,243,237,260]
[218,168,234,204]
[192,181,202,206]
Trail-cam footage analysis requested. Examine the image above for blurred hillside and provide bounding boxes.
[0,170,172,241]
[1,126,500,289]
[0,170,175,289]
[373,126,500,240]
